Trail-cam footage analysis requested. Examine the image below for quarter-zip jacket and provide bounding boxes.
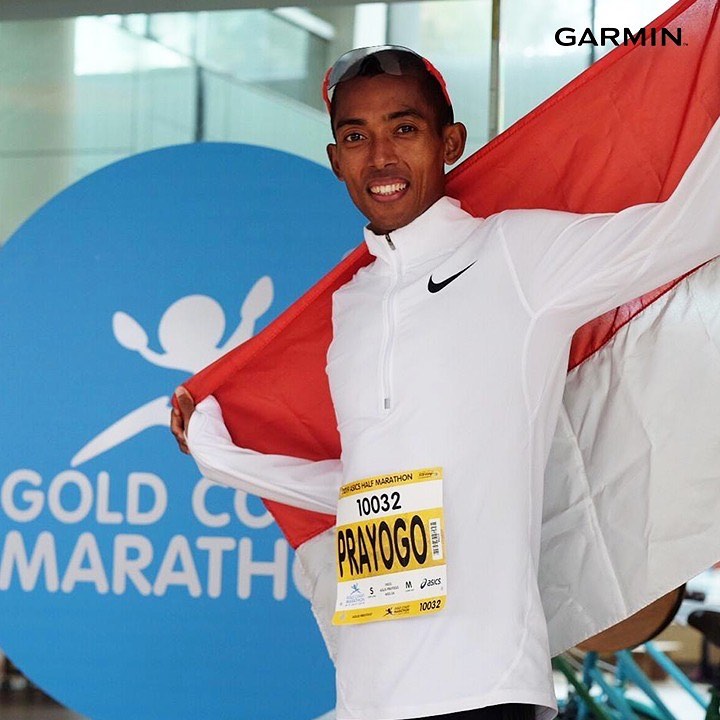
[188,116,720,720]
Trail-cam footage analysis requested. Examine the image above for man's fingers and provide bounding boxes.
[175,386,196,425]
[170,400,191,455]
[170,408,183,436]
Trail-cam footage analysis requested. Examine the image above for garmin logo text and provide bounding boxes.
[555,27,684,47]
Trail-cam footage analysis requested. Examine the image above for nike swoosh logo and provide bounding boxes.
[427,262,476,293]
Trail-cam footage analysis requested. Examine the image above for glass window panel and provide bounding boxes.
[203,71,331,165]
[593,0,676,60]
[122,13,150,36]
[388,0,493,156]
[0,11,336,244]
[500,0,591,130]
[73,19,196,159]
[75,17,191,75]
[198,9,328,110]
[0,19,77,242]
[353,3,388,47]
[148,12,198,56]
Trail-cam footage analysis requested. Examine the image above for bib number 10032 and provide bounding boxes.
[356,491,401,517]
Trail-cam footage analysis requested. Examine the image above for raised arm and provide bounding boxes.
[173,388,340,515]
[500,115,720,327]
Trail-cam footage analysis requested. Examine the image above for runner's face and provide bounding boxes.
[327,74,466,235]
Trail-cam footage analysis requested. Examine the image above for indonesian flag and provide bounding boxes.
[184,0,720,655]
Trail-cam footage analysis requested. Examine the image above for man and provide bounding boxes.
[172,46,720,720]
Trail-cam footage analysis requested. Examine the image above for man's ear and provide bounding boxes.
[442,122,467,166]
[327,143,344,181]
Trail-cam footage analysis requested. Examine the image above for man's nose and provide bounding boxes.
[369,136,398,168]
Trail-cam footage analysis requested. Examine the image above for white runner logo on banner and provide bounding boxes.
[71,278,273,467]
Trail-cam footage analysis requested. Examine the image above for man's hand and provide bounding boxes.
[171,386,196,454]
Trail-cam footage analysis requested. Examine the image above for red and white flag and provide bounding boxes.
[184,0,720,653]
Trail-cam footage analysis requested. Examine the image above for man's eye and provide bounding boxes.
[397,124,417,134]
[344,132,364,143]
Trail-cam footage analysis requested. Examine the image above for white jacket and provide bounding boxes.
[188,116,720,720]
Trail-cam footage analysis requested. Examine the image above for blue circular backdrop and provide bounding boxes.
[0,143,363,719]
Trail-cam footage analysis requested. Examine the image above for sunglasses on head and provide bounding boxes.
[322,45,452,113]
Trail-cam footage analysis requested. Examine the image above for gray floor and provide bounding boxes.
[0,692,86,719]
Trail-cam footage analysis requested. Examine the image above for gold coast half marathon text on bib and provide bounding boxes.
[333,466,446,625]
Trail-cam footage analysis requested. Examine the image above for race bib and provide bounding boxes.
[332,467,446,626]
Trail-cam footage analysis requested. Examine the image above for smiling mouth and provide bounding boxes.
[368,180,409,200]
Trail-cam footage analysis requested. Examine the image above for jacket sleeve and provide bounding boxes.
[499,115,720,326]
[186,396,340,515]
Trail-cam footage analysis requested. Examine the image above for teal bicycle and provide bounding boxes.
[554,608,720,720]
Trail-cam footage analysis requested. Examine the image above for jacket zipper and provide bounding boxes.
[380,233,398,411]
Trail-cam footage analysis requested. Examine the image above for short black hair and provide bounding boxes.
[329,54,454,135]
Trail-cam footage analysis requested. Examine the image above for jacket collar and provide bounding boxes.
[363,196,478,268]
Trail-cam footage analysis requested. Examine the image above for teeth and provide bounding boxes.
[370,182,407,196]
